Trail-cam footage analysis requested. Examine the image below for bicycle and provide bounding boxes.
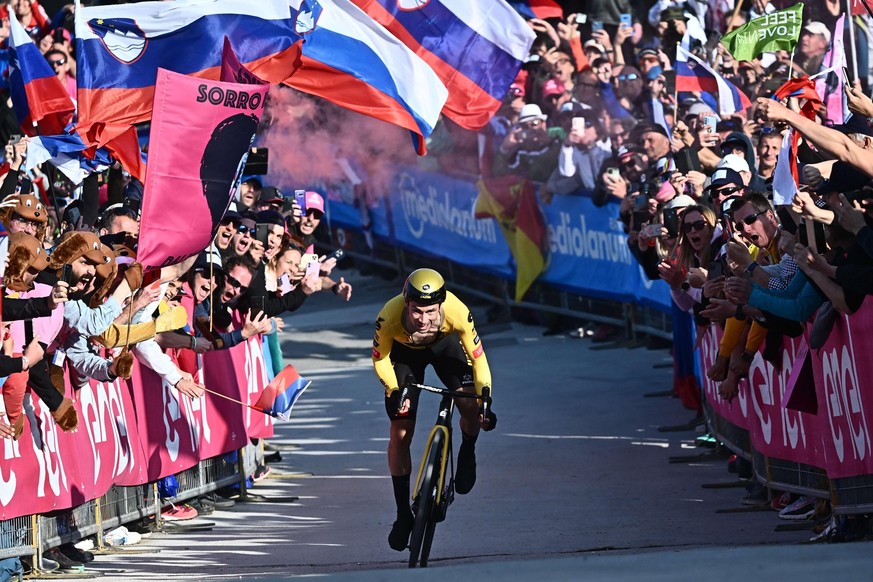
[399,381,491,568]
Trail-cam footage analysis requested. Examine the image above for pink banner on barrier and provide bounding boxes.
[809,301,873,479]
[137,68,268,270]
[699,326,824,467]
[0,336,270,520]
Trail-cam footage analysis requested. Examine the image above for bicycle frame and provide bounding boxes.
[412,394,455,510]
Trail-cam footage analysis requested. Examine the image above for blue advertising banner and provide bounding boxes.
[539,195,672,310]
[388,167,513,275]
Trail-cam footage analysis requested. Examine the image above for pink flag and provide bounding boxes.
[137,68,269,270]
[814,14,848,125]
[220,37,271,85]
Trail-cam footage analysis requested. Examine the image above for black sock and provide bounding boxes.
[392,474,411,516]
[461,431,478,448]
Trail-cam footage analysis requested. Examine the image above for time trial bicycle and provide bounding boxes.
[399,381,491,568]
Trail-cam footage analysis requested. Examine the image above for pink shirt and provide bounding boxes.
[8,283,64,352]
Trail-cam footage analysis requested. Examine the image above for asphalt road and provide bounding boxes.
[83,267,873,581]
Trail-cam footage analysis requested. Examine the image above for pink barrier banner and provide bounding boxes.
[0,337,271,520]
[137,68,268,270]
[699,326,825,468]
[809,300,873,479]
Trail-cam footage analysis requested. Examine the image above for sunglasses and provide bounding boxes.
[734,210,766,232]
[555,57,572,66]
[49,58,66,66]
[615,73,639,81]
[709,186,740,200]
[235,225,256,236]
[682,220,708,233]
[508,86,524,97]
[225,274,248,293]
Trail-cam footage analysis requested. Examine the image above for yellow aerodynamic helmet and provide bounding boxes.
[402,268,446,306]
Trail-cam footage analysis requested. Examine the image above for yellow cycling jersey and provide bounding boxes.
[372,291,492,396]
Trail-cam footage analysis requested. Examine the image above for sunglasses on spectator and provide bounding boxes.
[519,119,543,129]
[49,58,66,66]
[615,73,639,81]
[508,86,524,97]
[734,210,766,231]
[682,220,708,233]
[235,225,256,236]
[555,58,572,66]
[709,186,741,200]
[220,217,238,227]
[11,215,40,228]
[225,274,248,292]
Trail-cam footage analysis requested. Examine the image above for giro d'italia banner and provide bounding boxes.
[137,68,269,270]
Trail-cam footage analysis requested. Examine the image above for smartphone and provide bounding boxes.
[674,147,701,174]
[293,189,306,212]
[305,260,320,279]
[663,207,680,238]
[574,13,587,24]
[323,248,345,262]
[703,115,718,134]
[298,252,318,270]
[60,263,73,285]
[776,206,798,235]
[591,20,603,32]
[8,134,21,145]
[254,224,271,247]
[606,167,621,179]
[716,118,740,133]
[571,117,586,132]
[633,193,649,211]
[250,295,265,319]
[642,223,662,238]
[620,13,632,28]
[844,187,873,205]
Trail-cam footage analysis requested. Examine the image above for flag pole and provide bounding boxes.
[846,0,860,82]
[201,385,275,417]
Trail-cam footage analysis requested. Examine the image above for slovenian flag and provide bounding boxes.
[8,14,74,136]
[676,45,750,116]
[254,365,311,421]
[505,0,563,20]
[348,0,535,130]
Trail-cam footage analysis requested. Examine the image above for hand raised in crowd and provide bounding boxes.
[801,164,823,189]
[668,171,688,193]
[603,171,628,199]
[289,200,303,225]
[832,193,868,235]
[755,97,793,124]
[725,240,753,272]
[334,277,352,301]
[319,255,337,276]
[685,170,706,197]
[175,378,205,399]
[301,271,323,295]
[724,276,752,304]
[591,29,613,52]
[48,280,69,310]
[703,275,725,299]
[791,189,833,224]
[132,285,162,314]
[5,138,27,171]
[527,18,560,47]
[657,259,684,290]
[793,243,835,277]
[242,310,272,339]
[846,81,873,118]
[686,267,708,289]
[614,20,632,46]
[23,336,45,370]
[671,120,694,148]
[700,298,738,322]
[249,239,265,263]
[696,114,720,148]
[0,414,15,440]
[555,15,580,43]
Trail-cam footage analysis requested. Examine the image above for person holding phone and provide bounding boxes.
[547,110,610,193]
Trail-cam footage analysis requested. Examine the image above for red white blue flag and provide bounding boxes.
[254,364,311,420]
[676,45,750,116]
[348,0,534,130]
[8,15,74,136]
[286,0,448,154]
[505,0,563,20]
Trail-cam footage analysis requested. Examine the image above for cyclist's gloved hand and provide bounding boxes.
[482,409,497,431]
[388,387,411,416]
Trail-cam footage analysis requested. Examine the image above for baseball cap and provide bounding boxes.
[718,153,751,174]
[583,39,606,54]
[304,191,325,215]
[518,103,547,124]
[256,210,285,228]
[803,21,831,44]
[260,186,284,203]
[542,78,565,98]
[705,168,744,191]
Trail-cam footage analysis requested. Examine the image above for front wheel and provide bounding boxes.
[408,431,444,568]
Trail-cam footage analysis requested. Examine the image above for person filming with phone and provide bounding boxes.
[547,110,609,193]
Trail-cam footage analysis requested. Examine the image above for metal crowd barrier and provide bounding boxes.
[0,443,258,571]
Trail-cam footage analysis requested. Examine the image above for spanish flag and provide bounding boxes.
[475,176,546,302]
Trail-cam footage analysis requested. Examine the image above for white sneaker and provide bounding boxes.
[74,539,95,551]
[103,525,130,546]
[778,495,816,520]
[123,531,142,545]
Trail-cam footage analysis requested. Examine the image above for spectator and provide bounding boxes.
[493,103,563,183]
[547,110,610,193]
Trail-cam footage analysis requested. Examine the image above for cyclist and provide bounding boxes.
[372,268,495,551]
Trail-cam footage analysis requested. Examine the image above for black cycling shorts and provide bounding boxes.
[384,334,473,421]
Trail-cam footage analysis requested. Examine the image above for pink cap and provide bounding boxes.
[304,191,325,214]
[542,78,565,98]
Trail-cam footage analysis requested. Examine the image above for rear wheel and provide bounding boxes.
[408,431,444,568]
